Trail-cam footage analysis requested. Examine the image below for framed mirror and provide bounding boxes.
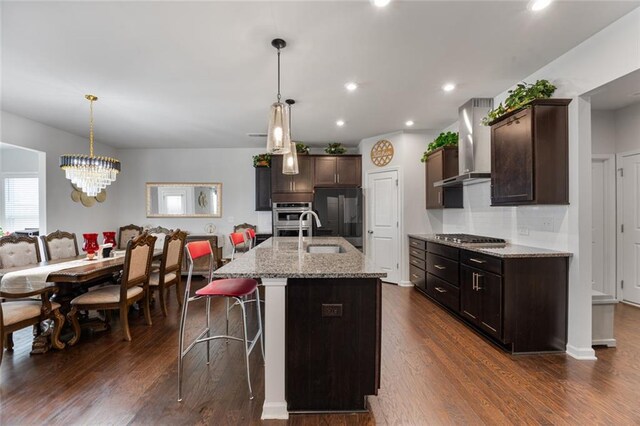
[146,182,222,218]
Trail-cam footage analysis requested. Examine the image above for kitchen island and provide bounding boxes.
[212,236,386,420]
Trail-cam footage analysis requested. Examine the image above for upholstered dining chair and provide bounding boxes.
[67,233,157,344]
[117,224,143,250]
[147,226,172,272]
[40,230,79,261]
[0,235,41,269]
[148,229,186,316]
[1,287,65,365]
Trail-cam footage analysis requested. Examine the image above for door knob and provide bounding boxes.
[367,230,374,234]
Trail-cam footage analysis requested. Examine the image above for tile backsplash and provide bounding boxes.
[439,181,569,250]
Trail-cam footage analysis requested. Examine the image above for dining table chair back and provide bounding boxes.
[118,224,143,250]
[0,235,42,269]
[149,229,187,316]
[40,230,79,261]
[67,233,157,344]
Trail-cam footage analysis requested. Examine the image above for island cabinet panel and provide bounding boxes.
[286,278,381,412]
[490,99,571,206]
[271,155,314,202]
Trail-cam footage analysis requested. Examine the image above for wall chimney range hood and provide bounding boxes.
[434,98,493,187]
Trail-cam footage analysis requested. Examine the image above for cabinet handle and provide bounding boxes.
[438,192,442,205]
[293,181,296,191]
[435,287,447,293]
[472,273,477,291]
[411,274,419,279]
[469,258,486,264]
[434,264,446,270]
[476,274,484,291]
[334,173,337,183]
[337,173,340,183]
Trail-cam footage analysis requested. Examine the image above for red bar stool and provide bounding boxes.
[245,228,257,249]
[228,231,248,260]
[178,240,264,401]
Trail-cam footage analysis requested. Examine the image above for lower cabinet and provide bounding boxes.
[460,264,502,340]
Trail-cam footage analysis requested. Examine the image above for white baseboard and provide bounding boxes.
[566,344,597,360]
[592,338,617,348]
[261,402,289,420]
[398,280,413,288]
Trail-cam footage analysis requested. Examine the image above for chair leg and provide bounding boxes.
[144,292,153,326]
[225,298,230,344]
[255,288,265,363]
[159,286,168,317]
[205,297,211,365]
[175,281,184,307]
[177,293,190,402]
[50,309,66,350]
[239,298,254,400]
[6,333,14,351]
[121,304,132,341]
[67,306,81,346]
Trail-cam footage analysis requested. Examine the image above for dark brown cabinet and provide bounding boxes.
[255,167,271,211]
[490,99,571,206]
[425,146,462,209]
[313,156,361,187]
[271,155,314,202]
[460,264,502,341]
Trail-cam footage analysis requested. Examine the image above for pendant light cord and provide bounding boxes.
[277,48,281,102]
[89,98,95,158]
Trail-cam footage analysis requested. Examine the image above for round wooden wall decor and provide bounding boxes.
[371,139,394,167]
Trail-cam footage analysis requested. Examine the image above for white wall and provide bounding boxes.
[359,129,439,285]
[440,7,640,359]
[614,101,640,153]
[114,147,272,256]
[591,110,617,155]
[0,111,121,240]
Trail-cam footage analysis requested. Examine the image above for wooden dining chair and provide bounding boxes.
[40,230,79,261]
[117,224,143,250]
[147,226,172,272]
[1,287,65,366]
[148,229,187,316]
[67,233,157,344]
[0,235,41,269]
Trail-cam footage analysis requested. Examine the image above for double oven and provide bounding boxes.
[272,202,312,237]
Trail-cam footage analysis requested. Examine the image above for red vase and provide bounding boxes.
[82,233,100,254]
[103,231,116,246]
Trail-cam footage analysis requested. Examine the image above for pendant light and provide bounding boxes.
[282,99,299,175]
[266,38,291,154]
[60,95,120,196]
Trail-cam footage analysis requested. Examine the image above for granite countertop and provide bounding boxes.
[212,237,387,279]
[408,234,572,258]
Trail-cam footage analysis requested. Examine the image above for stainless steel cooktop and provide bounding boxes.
[433,233,506,244]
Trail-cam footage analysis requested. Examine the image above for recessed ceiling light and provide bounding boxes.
[336,120,345,127]
[405,120,414,127]
[345,82,358,91]
[442,83,456,92]
[372,0,391,7]
[529,0,552,11]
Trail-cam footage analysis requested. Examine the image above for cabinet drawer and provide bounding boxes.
[427,242,459,261]
[426,253,459,285]
[409,238,426,250]
[427,273,460,312]
[409,256,426,270]
[409,247,425,260]
[410,265,426,291]
[461,251,502,275]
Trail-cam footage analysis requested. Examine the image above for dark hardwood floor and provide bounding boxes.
[1,281,639,425]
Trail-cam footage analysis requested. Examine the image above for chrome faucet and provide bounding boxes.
[299,210,322,249]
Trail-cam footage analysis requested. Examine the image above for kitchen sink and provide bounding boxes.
[306,245,346,254]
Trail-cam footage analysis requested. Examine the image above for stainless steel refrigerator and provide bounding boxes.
[313,188,363,248]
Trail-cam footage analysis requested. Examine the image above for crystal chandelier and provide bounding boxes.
[266,38,291,155]
[60,95,120,197]
[282,99,299,175]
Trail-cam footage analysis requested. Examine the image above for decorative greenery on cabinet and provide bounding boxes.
[296,143,310,154]
[421,132,459,162]
[325,143,347,155]
[482,79,557,125]
[252,153,272,168]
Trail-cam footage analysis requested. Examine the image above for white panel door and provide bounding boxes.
[622,153,640,304]
[592,160,605,293]
[367,170,399,283]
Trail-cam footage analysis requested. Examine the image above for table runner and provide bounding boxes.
[0,253,125,294]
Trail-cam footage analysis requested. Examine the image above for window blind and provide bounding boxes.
[4,177,39,231]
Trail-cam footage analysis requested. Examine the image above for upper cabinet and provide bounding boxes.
[425,146,462,209]
[271,155,315,202]
[255,167,272,211]
[313,156,362,187]
[490,99,571,206]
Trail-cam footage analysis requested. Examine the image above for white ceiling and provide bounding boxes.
[2,1,639,149]
[589,68,640,111]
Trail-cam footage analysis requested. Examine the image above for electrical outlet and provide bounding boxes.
[321,304,343,318]
[540,217,554,232]
[518,226,530,236]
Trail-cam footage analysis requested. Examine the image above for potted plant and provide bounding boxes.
[325,143,347,155]
[482,79,557,125]
[295,143,310,154]
[421,132,459,162]
[252,153,272,168]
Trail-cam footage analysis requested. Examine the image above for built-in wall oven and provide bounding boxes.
[272,202,313,237]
